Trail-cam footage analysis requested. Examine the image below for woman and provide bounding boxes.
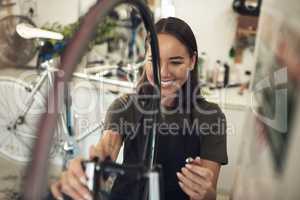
[51,17,227,200]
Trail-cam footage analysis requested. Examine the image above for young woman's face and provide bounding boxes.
[145,33,196,99]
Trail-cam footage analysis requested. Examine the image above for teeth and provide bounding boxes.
[161,80,174,87]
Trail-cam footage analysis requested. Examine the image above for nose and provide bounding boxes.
[160,63,171,78]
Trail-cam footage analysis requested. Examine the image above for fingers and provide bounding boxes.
[186,157,201,166]
[177,171,199,193]
[180,167,208,188]
[50,181,63,200]
[191,156,202,165]
[178,156,214,200]
[61,171,92,200]
[185,164,213,181]
[177,171,208,200]
[55,157,93,200]
[178,181,203,200]
[68,157,87,185]
[61,171,84,200]
[89,145,100,160]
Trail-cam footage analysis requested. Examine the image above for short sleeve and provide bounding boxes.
[201,111,228,165]
[103,94,134,138]
[195,100,228,165]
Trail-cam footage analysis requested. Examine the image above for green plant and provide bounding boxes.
[42,16,118,51]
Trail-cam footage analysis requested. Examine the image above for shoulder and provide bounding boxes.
[104,93,137,133]
[192,97,225,121]
[107,93,135,112]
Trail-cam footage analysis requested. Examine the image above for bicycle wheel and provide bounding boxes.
[0,77,60,162]
[70,80,119,141]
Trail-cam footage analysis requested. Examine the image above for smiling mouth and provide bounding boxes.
[161,80,175,87]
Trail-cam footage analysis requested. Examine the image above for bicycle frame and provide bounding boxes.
[18,63,56,119]
[4,57,131,164]
[7,60,81,165]
[37,63,81,167]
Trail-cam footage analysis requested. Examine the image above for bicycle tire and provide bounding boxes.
[0,77,61,162]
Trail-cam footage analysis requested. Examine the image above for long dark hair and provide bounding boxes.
[137,17,200,113]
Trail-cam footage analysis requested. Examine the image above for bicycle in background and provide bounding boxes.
[0,16,143,167]
[0,19,105,168]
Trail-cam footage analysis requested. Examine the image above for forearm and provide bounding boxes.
[96,130,123,161]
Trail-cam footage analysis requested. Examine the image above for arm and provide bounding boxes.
[178,103,227,200]
[91,130,123,161]
[51,94,131,199]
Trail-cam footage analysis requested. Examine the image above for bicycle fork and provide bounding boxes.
[60,84,80,169]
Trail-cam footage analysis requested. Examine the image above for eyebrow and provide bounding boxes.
[169,56,184,60]
[147,56,184,60]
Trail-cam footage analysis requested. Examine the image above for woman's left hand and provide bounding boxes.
[177,157,216,200]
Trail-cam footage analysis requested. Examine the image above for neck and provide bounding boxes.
[161,95,176,107]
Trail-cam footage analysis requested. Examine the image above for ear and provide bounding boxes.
[189,51,197,70]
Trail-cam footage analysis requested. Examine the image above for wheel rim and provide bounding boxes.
[0,77,60,162]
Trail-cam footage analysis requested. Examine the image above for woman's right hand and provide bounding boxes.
[50,131,123,200]
[51,156,91,200]
[51,145,100,200]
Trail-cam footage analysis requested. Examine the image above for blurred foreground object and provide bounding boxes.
[231,0,300,199]
[22,0,160,200]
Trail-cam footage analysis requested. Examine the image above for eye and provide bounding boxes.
[170,61,183,65]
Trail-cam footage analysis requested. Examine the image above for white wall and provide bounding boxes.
[17,0,238,67]
[33,0,238,70]
[218,107,247,194]
[0,0,95,26]
[35,0,81,26]
[172,0,238,68]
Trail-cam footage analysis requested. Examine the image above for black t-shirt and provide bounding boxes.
[103,94,228,200]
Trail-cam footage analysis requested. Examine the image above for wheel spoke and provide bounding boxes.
[0,79,40,162]
[4,83,17,119]
[0,91,13,120]
[0,131,15,158]
[0,81,21,120]
[0,99,10,114]
[14,128,36,139]
[0,111,11,122]
[0,129,11,148]
[12,131,33,159]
